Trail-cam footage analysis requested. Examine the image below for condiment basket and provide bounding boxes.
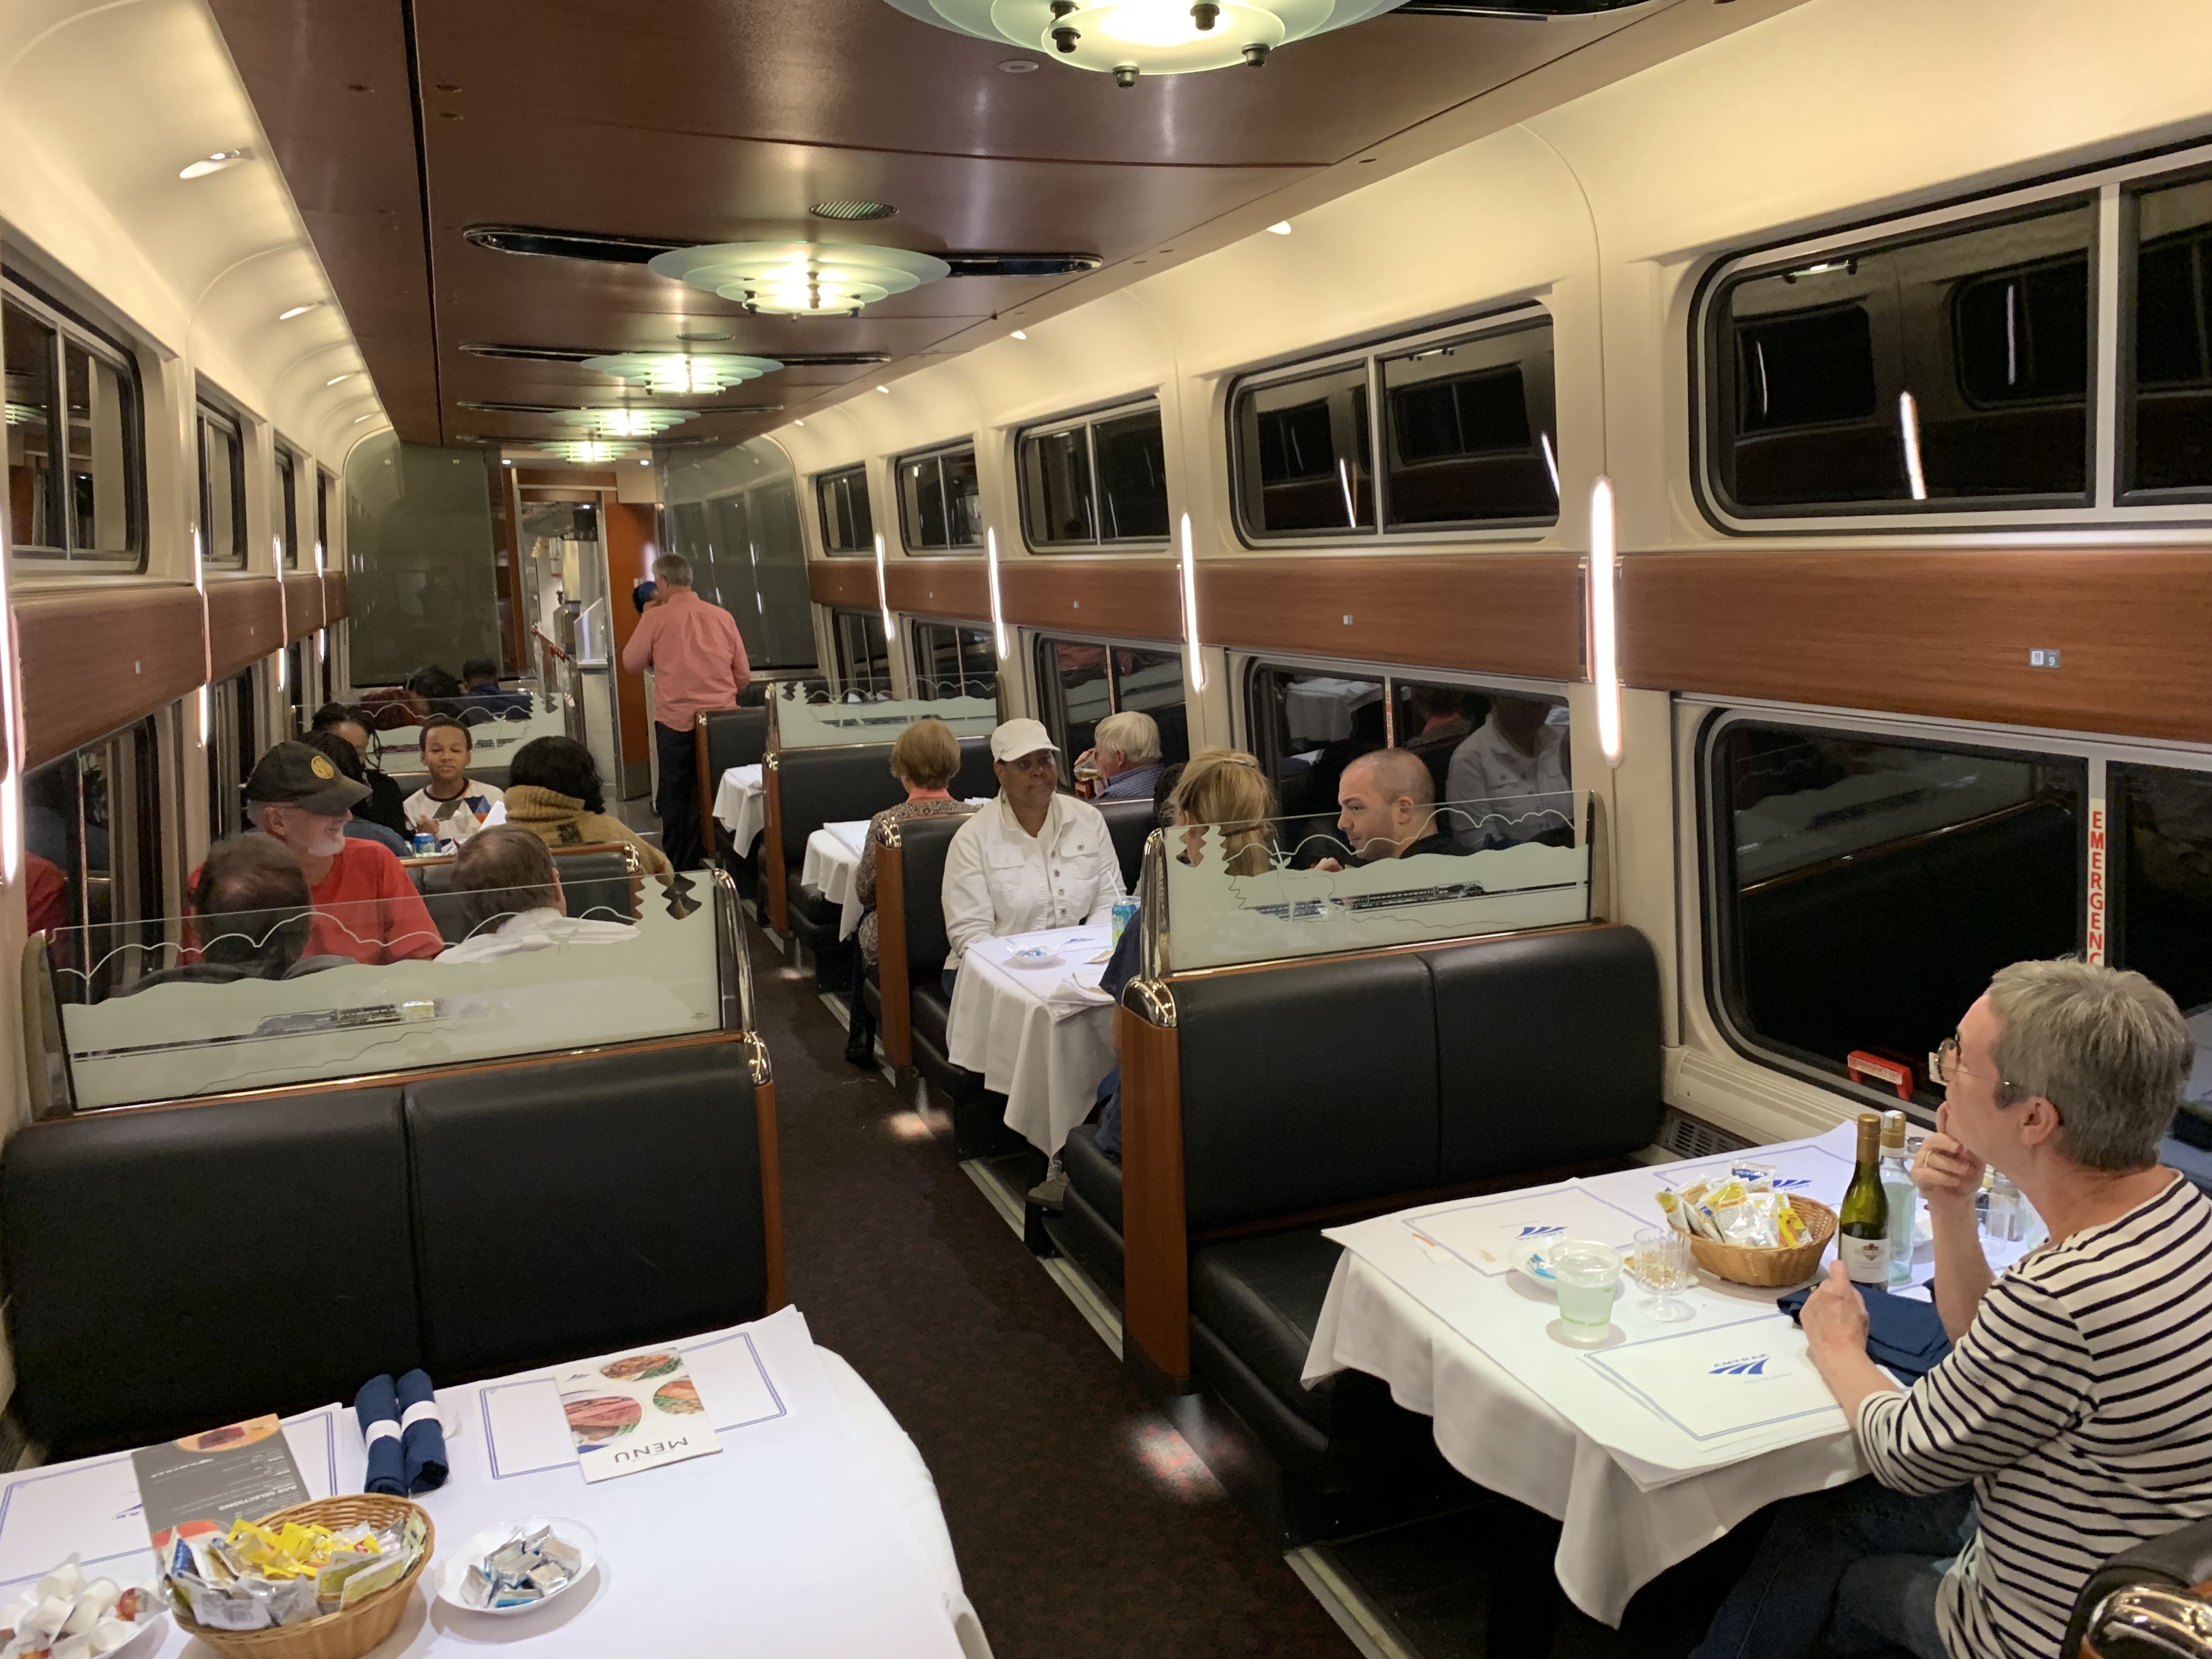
[1688,1196,1837,1287]
[176,1495,435,1659]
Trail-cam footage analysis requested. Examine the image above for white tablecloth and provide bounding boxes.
[800,820,873,940]
[1283,676,1381,747]
[944,927,1117,1157]
[0,1307,988,1659]
[712,764,766,850]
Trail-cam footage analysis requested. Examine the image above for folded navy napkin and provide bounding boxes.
[353,1374,405,1496]
[1777,1283,1954,1384]
[395,1368,448,1494]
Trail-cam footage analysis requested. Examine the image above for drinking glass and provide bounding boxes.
[1630,1227,1697,1323]
[1550,1240,1622,1346]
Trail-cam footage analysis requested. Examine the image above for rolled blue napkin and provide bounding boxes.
[395,1368,448,1494]
[353,1373,405,1496]
[1777,1283,1954,1384]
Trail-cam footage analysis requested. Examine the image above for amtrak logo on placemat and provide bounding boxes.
[1709,1353,1785,1378]
[1771,1177,1815,1191]
[1515,1224,1567,1240]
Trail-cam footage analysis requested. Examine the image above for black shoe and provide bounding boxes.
[844,1021,876,1069]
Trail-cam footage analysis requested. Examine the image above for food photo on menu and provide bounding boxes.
[559,1351,720,1482]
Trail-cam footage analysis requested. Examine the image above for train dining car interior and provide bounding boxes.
[2,0,2211,1655]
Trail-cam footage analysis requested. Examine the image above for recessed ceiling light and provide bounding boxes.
[877,385,891,394]
[999,58,1039,72]
[794,418,805,426]
[1267,221,1292,235]
[325,372,357,386]
[179,149,247,179]
[1010,330,1026,340]
[639,459,651,466]
[501,459,513,466]
[353,414,375,423]
[278,303,320,321]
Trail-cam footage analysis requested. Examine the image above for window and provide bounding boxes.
[2110,766,2212,1104]
[1231,311,1558,542]
[1033,636,1187,783]
[5,283,143,568]
[2127,171,2212,495]
[1706,719,2084,1104]
[206,669,257,843]
[896,443,981,552]
[1017,402,1169,549]
[829,607,890,691]
[276,445,301,568]
[815,465,874,555]
[913,621,995,697]
[315,468,331,568]
[197,397,247,569]
[27,715,167,994]
[1703,199,2097,517]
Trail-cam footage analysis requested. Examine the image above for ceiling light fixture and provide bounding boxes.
[558,407,694,439]
[1010,330,1026,340]
[1178,512,1206,693]
[1267,221,1292,235]
[1589,475,1621,768]
[648,241,950,319]
[581,352,784,395]
[353,414,376,423]
[540,439,637,464]
[877,386,891,394]
[278,303,320,321]
[881,0,1399,82]
[179,149,248,179]
[325,372,357,386]
[985,527,1008,659]
[874,533,894,638]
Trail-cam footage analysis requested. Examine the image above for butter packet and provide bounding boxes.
[1702,1177,1751,1244]
[1774,1195,1809,1248]
[1655,1186,1693,1234]
[336,1549,413,1612]
[1729,1161,1776,1193]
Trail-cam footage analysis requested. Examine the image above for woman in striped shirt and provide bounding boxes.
[1695,958,2212,1659]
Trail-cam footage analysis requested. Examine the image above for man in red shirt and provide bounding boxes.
[621,551,750,871]
[239,743,442,964]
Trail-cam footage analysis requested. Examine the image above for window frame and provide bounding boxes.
[1226,302,1557,549]
[3,274,148,571]
[1235,651,1570,785]
[894,439,983,555]
[813,463,874,556]
[275,442,302,569]
[315,467,333,569]
[827,605,891,691]
[910,620,996,697]
[2120,161,2212,506]
[1030,631,1188,786]
[1015,397,1170,553]
[195,390,249,571]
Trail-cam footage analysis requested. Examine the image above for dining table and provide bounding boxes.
[943,926,1119,1158]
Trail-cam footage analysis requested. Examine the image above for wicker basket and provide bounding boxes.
[1688,1197,1838,1288]
[173,1496,434,1659]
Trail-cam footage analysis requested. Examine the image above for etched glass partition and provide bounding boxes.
[1161,790,1590,972]
[51,874,723,1109]
[292,693,571,768]
[770,674,1000,749]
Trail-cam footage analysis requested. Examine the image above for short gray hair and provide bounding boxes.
[1093,710,1161,764]
[653,551,693,588]
[1986,959,2193,1171]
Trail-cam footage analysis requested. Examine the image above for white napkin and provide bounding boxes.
[1044,975,1115,1023]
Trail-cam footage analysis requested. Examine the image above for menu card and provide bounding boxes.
[557,1351,721,1483]
[129,1415,309,1556]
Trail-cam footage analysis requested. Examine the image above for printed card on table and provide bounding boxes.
[1404,1184,1647,1275]
[1583,1314,1843,1443]
[558,1350,722,1483]
[1609,1136,1857,1213]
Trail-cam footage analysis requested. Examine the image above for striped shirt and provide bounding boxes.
[1856,1173,2212,1659]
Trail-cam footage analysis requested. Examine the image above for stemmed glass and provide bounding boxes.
[1630,1227,1697,1323]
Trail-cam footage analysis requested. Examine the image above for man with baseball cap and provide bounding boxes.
[227,741,442,965]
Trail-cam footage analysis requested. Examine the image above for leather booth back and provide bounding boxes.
[897,812,967,972]
[3,1090,422,1455]
[776,737,995,850]
[411,845,640,942]
[1097,799,1156,890]
[700,707,769,780]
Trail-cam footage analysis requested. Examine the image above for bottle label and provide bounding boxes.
[1839,1233,1891,1285]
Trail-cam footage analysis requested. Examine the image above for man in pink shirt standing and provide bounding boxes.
[622,552,751,870]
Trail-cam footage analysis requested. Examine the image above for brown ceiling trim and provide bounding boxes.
[1196,554,1585,682]
[206,577,284,681]
[1619,547,2212,744]
[283,572,326,642]
[997,558,1181,640]
[18,586,205,770]
[324,570,351,623]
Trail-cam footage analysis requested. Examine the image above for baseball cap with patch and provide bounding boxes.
[245,741,371,815]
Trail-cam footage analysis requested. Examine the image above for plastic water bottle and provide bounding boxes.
[1879,1110,1917,1286]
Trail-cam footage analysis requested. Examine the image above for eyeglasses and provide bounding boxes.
[1929,1034,2046,1110]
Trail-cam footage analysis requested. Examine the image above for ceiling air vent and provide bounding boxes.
[810,200,898,222]
[456,399,782,416]
[460,343,894,367]
[462,226,1099,280]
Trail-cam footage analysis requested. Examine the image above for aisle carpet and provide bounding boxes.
[750,933,1355,1659]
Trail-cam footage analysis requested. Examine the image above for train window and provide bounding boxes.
[829,607,890,690]
[1017,403,1167,549]
[1110,647,1188,765]
[2126,171,2212,496]
[205,669,257,843]
[2111,763,2212,1054]
[896,443,982,552]
[6,284,144,569]
[276,445,301,568]
[1705,198,2096,516]
[1707,719,2084,1103]
[25,716,167,967]
[196,397,247,569]
[315,467,331,567]
[1235,364,1373,537]
[815,464,873,555]
[1380,322,1558,529]
[912,620,995,694]
[1032,634,1186,782]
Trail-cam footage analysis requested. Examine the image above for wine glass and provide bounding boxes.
[1630,1227,1697,1323]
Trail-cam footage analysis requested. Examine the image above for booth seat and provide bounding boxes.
[1096,924,1662,1493]
[695,706,770,881]
[1,1032,781,1460]
[405,842,642,944]
[2063,1513,2212,1658]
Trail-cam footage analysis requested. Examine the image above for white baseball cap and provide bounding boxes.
[989,718,1060,763]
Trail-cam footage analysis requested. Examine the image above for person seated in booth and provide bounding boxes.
[1446,692,1571,848]
[309,702,409,837]
[437,827,638,963]
[227,742,442,966]
[302,731,410,857]
[456,656,534,722]
[405,663,465,716]
[843,716,978,1068]
[1074,710,1165,803]
[135,837,352,990]
[403,715,505,848]
[503,736,673,876]
[1314,748,1455,869]
[1401,685,1474,802]
[1695,960,2212,1659]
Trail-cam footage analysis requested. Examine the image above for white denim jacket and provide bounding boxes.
[941,792,1127,968]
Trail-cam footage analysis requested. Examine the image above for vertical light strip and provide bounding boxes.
[1589,476,1621,768]
[1178,512,1206,694]
[2094,182,2122,508]
[985,526,1008,659]
[0,524,19,883]
[1539,433,1560,500]
[873,532,893,638]
[1898,392,1928,501]
[1336,458,1356,527]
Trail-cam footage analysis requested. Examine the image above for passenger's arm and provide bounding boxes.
[854,815,883,910]
[939,827,994,967]
[619,611,657,675]
[728,616,751,697]
[1081,831,1128,927]
[1916,1110,1994,1340]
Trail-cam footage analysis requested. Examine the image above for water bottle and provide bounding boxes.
[1879,1110,1917,1286]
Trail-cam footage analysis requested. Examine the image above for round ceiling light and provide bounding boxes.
[558,407,695,438]
[647,241,951,318]
[581,352,785,396]
[540,439,640,464]
[877,0,1401,80]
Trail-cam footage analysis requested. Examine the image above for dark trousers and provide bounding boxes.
[1691,1477,1969,1659]
[654,723,703,872]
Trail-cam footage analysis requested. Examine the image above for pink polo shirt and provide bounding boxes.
[620,587,752,731]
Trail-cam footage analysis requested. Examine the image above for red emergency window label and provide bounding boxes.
[2087,799,2106,964]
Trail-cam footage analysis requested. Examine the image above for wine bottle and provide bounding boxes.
[1838,1111,1892,1286]
[1880,1110,1916,1286]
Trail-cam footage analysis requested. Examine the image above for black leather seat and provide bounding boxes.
[1058,1122,1124,1294]
[698,707,769,881]
[2064,1513,2212,1659]
[2,1090,422,1457]
[1096,798,1157,888]
[411,844,640,943]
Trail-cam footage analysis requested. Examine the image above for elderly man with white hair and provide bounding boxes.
[1075,710,1164,802]
[1693,958,2212,1659]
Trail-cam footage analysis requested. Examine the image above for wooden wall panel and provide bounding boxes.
[806,558,881,612]
[603,501,656,789]
[1619,549,2212,743]
[998,558,1180,641]
[18,585,206,769]
[1197,554,1584,681]
[885,561,988,623]
[323,570,350,622]
[281,572,324,641]
[205,577,283,680]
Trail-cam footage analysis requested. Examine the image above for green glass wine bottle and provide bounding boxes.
[1837,1110,1892,1286]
